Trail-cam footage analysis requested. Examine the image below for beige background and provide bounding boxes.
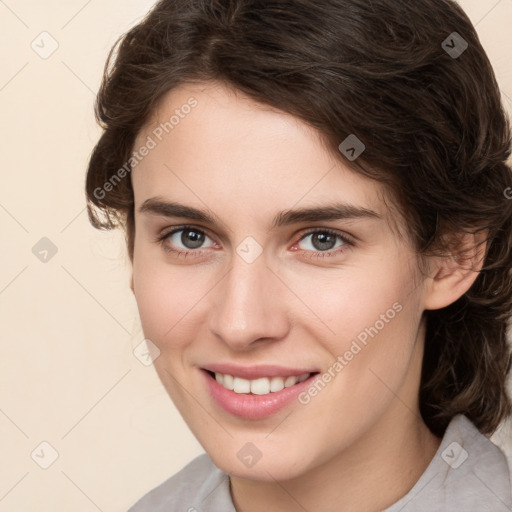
[1,1,511,510]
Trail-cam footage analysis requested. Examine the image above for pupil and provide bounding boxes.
[313,232,335,251]
[182,229,204,249]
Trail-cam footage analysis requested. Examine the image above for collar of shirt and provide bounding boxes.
[129,414,512,512]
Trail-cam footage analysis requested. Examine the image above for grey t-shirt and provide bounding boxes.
[128,415,512,511]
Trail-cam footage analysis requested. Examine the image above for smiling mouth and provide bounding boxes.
[204,369,320,396]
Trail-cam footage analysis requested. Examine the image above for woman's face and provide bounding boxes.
[130,81,431,481]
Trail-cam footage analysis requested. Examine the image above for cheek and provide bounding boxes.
[323,287,421,408]
[299,259,413,340]
[312,262,421,383]
[132,254,203,347]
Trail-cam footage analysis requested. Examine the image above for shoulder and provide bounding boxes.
[491,416,512,488]
[439,415,512,508]
[385,414,512,511]
[128,453,232,512]
[507,452,512,485]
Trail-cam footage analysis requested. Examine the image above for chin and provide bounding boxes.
[205,441,314,482]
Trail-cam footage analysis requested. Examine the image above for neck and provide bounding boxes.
[229,325,443,512]
[230,414,441,512]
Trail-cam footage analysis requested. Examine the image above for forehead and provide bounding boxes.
[132,82,403,235]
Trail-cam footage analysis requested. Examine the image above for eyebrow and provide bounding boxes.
[139,197,382,229]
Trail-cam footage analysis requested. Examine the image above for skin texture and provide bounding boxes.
[130,81,485,512]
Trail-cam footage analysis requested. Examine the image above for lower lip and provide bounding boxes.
[201,370,319,420]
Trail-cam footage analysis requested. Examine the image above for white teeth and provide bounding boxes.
[284,376,298,387]
[250,378,270,395]
[233,377,251,393]
[269,376,285,392]
[223,374,234,390]
[213,372,311,395]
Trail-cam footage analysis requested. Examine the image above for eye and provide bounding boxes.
[294,228,354,258]
[155,225,354,260]
[157,225,216,255]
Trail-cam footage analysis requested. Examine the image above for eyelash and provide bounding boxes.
[155,225,355,260]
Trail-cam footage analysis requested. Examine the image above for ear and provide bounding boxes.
[422,230,488,311]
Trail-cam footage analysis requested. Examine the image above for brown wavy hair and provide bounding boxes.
[85,0,512,437]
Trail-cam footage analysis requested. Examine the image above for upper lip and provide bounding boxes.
[202,363,319,380]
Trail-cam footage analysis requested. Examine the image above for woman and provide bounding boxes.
[86,0,512,510]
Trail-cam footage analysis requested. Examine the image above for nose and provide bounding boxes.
[208,247,290,351]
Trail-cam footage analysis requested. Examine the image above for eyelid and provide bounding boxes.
[296,227,356,246]
[155,224,356,258]
[156,224,217,246]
